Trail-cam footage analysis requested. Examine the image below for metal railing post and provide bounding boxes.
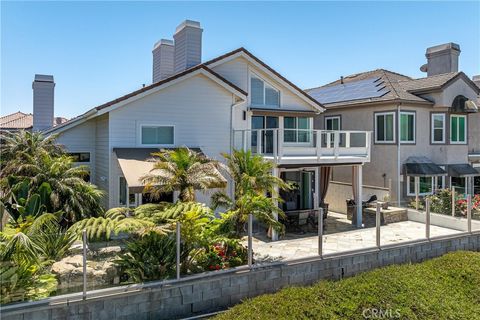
[248,214,253,268]
[257,129,262,154]
[176,222,181,279]
[376,202,381,248]
[467,194,472,233]
[451,186,455,217]
[318,208,324,257]
[82,229,87,300]
[425,198,430,239]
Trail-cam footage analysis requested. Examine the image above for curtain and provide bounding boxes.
[319,166,332,205]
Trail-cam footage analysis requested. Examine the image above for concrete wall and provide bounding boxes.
[2,233,479,320]
[325,181,390,214]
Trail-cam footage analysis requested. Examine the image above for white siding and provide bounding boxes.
[212,57,249,91]
[108,74,235,206]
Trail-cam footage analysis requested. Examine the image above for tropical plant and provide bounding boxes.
[115,231,182,283]
[141,147,227,202]
[197,239,248,271]
[69,207,154,241]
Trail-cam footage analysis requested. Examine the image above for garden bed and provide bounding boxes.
[215,251,480,320]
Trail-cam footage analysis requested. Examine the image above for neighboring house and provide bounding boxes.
[307,43,480,204]
[44,20,372,238]
[1,74,67,133]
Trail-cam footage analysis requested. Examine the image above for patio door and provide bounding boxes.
[280,170,314,211]
[252,116,278,154]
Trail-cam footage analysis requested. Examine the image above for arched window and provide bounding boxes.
[451,95,468,112]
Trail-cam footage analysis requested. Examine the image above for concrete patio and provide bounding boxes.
[251,212,461,262]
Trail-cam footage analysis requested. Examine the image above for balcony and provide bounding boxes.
[232,129,371,165]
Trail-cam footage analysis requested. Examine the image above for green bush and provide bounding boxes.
[215,251,480,320]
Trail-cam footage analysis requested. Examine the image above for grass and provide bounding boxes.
[215,251,480,320]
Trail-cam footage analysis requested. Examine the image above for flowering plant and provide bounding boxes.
[198,239,247,271]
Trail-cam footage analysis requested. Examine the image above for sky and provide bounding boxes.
[1,1,479,119]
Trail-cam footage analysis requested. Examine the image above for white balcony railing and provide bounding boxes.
[232,129,371,164]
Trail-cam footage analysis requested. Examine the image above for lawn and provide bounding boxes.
[215,251,480,320]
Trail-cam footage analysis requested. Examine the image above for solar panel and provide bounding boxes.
[308,77,390,104]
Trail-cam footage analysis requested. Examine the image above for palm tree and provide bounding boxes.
[211,149,289,235]
[141,147,227,202]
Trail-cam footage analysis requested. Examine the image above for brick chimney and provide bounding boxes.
[173,20,202,73]
[152,39,175,82]
[32,74,55,131]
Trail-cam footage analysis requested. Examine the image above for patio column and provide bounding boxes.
[272,167,279,241]
[355,164,363,227]
[314,167,320,210]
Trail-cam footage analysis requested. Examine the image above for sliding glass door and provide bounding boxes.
[251,116,278,154]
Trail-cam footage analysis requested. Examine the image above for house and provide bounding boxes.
[307,43,480,204]
[0,75,67,133]
[44,20,372,239]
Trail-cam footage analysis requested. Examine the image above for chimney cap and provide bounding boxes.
[175,20,202,34]
[472,75,480,81]
[153,39,174,50]
[34,74,54,82]
[426,42,461,55]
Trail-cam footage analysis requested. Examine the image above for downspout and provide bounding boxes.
[397,103,402,206]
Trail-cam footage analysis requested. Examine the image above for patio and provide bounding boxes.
[250,212,461,262]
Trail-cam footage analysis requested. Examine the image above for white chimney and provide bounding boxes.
[32,74,55,131]
[420,43,461,76]
[152,39,174,82]
[173,20,202,73]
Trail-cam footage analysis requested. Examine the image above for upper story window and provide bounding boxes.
[450,114,466,144]
[400,111,415,143]
[375,112,395,143]
[141,125,174,145]
[431,113,446,144]
[284,117,311,143]
[68,152,90,163]
[325,116,340,130]
[251,75,280,107]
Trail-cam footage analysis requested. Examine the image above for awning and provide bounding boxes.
[404,156,447,177]
[465,100,478,112]
[114,147,205,193]
[448,164,480,177]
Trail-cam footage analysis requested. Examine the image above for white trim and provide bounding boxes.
[407,176,434,196]
[450,114,467,144]
[137,122,175,147]
[431,113,446,144]
[324,116,341,130]
[399,111,415,144]
[374,111,396,144]
[282,116,313,145]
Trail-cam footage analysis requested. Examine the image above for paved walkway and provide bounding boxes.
[250,212,461,262]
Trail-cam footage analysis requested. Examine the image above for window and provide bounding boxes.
[407,176,433,196]
[451,177,466,194]
[400,112,415,143]
[284,117,311,143]
[375,112,395,143]
[450,115,466,144]
[431,113,446,144]
[119,177,127,205]
[141,126,174,145]
[68,152,90,162]
[325,116,340,130]
[250,76,280,107]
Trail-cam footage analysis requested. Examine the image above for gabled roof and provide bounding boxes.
[306,69,431,108]
[399,71,480,94]
[45,64,247,134]
[204,48,325,112]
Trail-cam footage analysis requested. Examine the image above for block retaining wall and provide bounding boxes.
[1,233,479,320]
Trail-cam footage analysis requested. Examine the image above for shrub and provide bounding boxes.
[197,239,248,271]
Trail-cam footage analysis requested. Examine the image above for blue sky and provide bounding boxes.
[1,1,479,119]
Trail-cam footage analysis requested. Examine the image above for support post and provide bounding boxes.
[243,130,248,151]
[433,176,438,194]
[388,178,392,202]
[415,176,419,210]
[356,165,363,228]
[248,214,253,268]
[82,229,87,300]
[467,194,472,233]
[318,207,323,257]
[376,202,381,248]
[257,129,262,154]
[451,186,456,217]
[272,167,279,241]
[425,198,430,239]
[176,222,181,279]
